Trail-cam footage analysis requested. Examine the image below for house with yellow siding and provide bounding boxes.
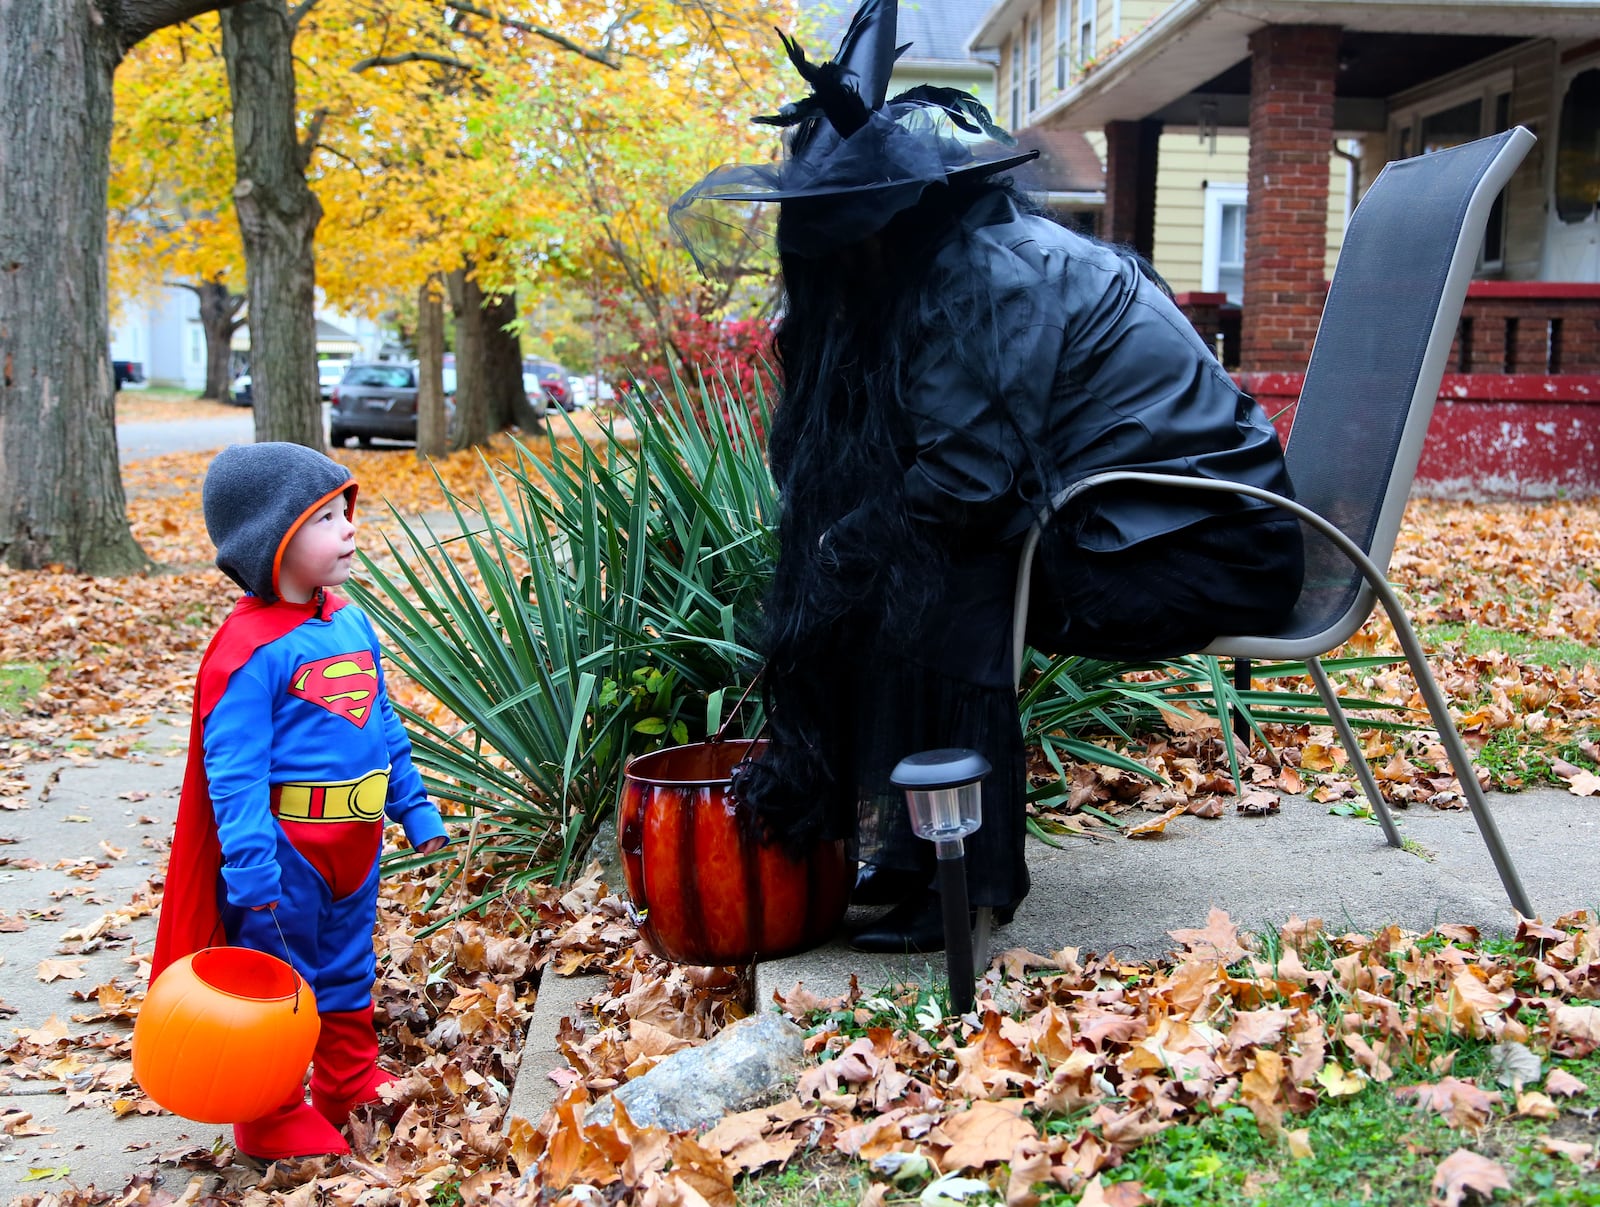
[966,0,1598,379]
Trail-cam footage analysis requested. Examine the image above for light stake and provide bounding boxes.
[890,748,990,1016]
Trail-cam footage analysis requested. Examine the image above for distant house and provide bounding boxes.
[111,287,395,390]
[803,0,1001,105]
[967,0,1600,496]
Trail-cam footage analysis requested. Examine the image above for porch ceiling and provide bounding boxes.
[1010,0,1598,131]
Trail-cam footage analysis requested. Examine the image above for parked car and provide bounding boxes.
[318,360,350,400]
[523,359,576,413]
[328,362,455,447]
[112,360,146,390]
[566,376,614,409]
[228,372,252,407]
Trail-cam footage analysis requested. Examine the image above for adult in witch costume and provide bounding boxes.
[671,0,1303,952]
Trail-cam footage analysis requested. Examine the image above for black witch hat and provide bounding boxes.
[670,0,1039,263]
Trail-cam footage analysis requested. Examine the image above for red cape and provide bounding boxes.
[150,592,347,982]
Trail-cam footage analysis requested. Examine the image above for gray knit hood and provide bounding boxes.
[203,443,358,601]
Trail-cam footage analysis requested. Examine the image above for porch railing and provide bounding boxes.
[1176,283,1600,375]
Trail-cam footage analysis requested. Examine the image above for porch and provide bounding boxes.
[1176,283,1600,497]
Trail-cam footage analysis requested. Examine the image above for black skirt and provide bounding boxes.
[852,509,1304,912]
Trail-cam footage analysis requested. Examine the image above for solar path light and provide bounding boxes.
[889,748,990,1015]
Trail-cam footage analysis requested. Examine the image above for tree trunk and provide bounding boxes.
[186,278,244,401]
[220,0,323,448]
[446,267,491,450]
[482,291,528,430]
[0,0,153,573]
[415,276,447,460]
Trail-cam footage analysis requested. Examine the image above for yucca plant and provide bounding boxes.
[1019,649,1409,814]
[352,362,1405,920]
[349,368,776,923]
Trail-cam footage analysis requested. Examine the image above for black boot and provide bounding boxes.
[849,888,948,953]
[849,890,1019,954]
[852,862,931,907]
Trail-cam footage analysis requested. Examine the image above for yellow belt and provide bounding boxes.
[270,768,389,823]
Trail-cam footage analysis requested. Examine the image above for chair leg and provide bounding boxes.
[1232,657,1253,745]
[1374,597,1536,918]
[1306,656,1406,850]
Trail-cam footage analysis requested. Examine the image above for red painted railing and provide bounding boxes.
[1174,284,1600,498]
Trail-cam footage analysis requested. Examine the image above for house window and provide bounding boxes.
[1482,90,1512,266]
[1420,98,1482,155]
[1078,0,1095,68]
[1008,36,1021,129]
[1554,67,1599,225]
[1056,0,1070,89]
[1203,184,1248,304]
[1027,12,1041,114]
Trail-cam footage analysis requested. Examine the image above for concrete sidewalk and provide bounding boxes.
[4,720,1596,1201]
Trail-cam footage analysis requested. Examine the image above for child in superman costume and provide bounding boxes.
[151,442,448,1161]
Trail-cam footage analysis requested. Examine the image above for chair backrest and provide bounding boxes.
[1242,126,1534,656]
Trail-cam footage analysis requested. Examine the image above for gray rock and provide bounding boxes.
[586,1011,805,1133]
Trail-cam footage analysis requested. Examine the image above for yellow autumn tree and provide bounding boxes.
[110,1,793,418]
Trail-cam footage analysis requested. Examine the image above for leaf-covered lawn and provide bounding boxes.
[3,440,1599,1204]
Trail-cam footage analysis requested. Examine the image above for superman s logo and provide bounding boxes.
[288,650,379,727]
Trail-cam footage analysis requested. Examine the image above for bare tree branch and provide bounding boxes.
[297,105,329,171]
[287,0,319,29]
[117,0,241,52]
[447,1,619,68]
[351,50,478,73]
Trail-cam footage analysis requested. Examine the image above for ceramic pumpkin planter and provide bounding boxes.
[133,947,319,1123]
[619,739,850,965]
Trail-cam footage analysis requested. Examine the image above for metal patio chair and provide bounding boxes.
[1011,126,1538,919]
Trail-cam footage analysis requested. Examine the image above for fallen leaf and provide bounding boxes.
[1125,803,1185,838]
[1550,1004,1600,1056]
[1544,1068,1588,1097]
[1431,1149,1511,1207]
[1513,1090,1558,1119]
[36,957,88,982]
[1236,790,1279,816]
[21,1167,72,1182]
[1562,770,1600,796]
[938,1099,1038,1171]
[1169,908,1248,964]
[1286,1128,1314,1159]
[1484,1040,1540,1090]
[1077,1175,1148,1207]
[1397,1078,1498,1131]
[1316,1064,1366,1098]
[1537,1136,1593,1163]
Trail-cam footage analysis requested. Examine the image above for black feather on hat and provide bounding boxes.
[670,0,1038,264]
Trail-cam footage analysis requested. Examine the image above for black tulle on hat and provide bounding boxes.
[670,0,1039,264]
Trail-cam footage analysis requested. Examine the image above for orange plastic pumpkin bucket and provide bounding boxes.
[618,739,850,965]
[132,947,320,1123]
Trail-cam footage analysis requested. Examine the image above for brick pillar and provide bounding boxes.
[1103,118,1161,259]
[1242,25,1340,371]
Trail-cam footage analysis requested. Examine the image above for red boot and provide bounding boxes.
[310,1005,400,1129]
[233,1082,350,1161]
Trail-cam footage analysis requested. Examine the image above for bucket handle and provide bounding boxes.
[205,907,306,1015]
[266,907,305,1015]
[710,668,765,749]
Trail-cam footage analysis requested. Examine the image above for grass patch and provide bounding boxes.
[1475,726,1588,791]
[738,1148,868,1207]
[0,661,49,714]
[118,386,204,403]
[1425,622,1599,670]
[1025,1051,1600,1207]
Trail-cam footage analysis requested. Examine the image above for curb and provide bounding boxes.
[502,973,604,1132]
